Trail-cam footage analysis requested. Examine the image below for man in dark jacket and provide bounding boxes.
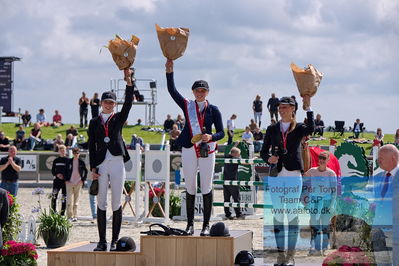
[0,146,22,196]
[267,93,279,122]
[51,145,69,215]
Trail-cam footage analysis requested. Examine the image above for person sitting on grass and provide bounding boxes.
[14,126,25,150]
[51,110,64,127]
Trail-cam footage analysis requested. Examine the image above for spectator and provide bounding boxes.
[303,151,337,256]
[352,118,364,138]
[267,93,279,122]
[242,126,253,144]
[130,134,144,151]
[36,109,49,127]
[252,94,263,128]
[135,118,142,126]
[313,114,325,137]
[14,126,25,150]
[0,187,9,249]
[223,147,242,219]
[163,114,175,132]
[66,125,78,137]
[79,92,90,128]
[253,127,264,153]
[395,129,399,145]
[270,118,277,125]
[51,110,63,127]
[175,114,184,131]
[0,132,10,152]
[28,123,42,151]
[249,119,258,133]
[65,133,75,150]
[51,145,68,215]
[65,147,87,221]
[90,93,100,119]
[227,114,237,145]
[0,146,22,196]
[169,124,181,151]
[374,128,384,146]
[53,134,65,152]
[291,95,298,114]
[21,110,32,127]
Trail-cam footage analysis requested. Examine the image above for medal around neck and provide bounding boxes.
[104,137,111,143]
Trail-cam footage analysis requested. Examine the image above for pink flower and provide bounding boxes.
[6,191,13,206]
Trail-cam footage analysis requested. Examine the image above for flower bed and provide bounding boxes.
[0,240,38,266]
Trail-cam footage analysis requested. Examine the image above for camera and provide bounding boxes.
[199,142,209,158]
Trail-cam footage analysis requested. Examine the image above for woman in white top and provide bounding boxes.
[242,126,253,144]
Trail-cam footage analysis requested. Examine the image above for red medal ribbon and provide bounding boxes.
[100,112,115,138]
[195,101,208,131]
[280,124,289,151]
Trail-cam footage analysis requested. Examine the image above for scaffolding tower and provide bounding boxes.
[110,77,157,126]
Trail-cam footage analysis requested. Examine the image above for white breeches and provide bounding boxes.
[182,146,215,195]
[97,156,126,211]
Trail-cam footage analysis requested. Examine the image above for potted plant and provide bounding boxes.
[37,209,72,248]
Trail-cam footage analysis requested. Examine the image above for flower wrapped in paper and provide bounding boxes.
[156,24,189,60]
[290,62,323,110]
[108,35,140,70]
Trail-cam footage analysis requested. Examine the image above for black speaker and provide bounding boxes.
[149,81,156,89]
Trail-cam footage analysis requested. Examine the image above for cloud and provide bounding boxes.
[1,0,398,134]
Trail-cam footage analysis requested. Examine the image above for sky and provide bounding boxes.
[1,0,398,133]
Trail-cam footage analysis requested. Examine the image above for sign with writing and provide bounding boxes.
[0,57,18,113]
[19,155,37,172]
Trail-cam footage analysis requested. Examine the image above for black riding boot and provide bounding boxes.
[110,206,122,251]
[200,191,213,236]
[185,192,195,235]
[93,208,107,251]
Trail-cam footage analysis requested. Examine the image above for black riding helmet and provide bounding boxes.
[234,250,255,265]
[210,222,230,237]
[116,236,136,252]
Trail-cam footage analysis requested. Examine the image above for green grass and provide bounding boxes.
[0,123,394,154]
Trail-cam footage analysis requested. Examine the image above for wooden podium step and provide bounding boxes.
[48,230,253,266]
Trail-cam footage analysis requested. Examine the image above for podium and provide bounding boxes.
[47,230,252,266]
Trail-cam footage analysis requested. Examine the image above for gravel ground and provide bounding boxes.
[13,186,388,266]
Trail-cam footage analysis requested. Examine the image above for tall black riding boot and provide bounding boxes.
[110,206,122,251]
[200,191,213,236]
[93,208,107,251]
[185,192,195,235]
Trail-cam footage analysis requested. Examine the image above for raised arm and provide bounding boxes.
[300,96,314,136]
[118,68,134,124]
[165,59,185,110]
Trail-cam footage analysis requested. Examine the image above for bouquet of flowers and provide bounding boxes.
[322,245,375,265]
[108,34,140,70]
[0,240,38,266]
[156,24,189,60]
